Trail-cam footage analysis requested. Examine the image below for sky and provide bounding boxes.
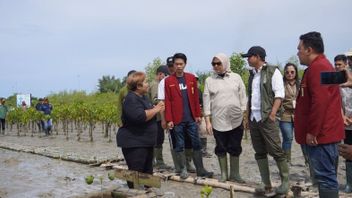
[1,0,351,98]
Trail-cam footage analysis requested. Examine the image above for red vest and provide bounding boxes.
[164,72,201,125]
[294,55,345,144]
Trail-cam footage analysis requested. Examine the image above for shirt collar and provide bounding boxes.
[252,63,266,75]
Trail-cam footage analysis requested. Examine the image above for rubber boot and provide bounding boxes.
[175,151,188,179]
[275,159,290,195]
[318,189,339,198]
[229,156,245,183]
[171,149,181,174]
[217,155,228,182]
[193,150,213,178]
[185,149,196,173]
[153,147,170,169]
[345,161,352,193]
[284,150,291,164]
[201,138,212,158]
[255,159,273,194]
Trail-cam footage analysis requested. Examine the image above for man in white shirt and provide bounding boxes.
[242,46,289,195]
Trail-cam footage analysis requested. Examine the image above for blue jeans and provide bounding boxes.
[279,121,293,151]
[173,121,201,152]
[302,143,339,191]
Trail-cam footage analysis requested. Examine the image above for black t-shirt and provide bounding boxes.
[177,76,194,122]
[117,91,157,148]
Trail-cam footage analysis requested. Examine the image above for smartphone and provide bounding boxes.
[320,71,347,85]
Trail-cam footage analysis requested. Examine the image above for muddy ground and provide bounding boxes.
[0,126,349,197]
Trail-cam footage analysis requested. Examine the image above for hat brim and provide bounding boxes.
[241,53,251,58]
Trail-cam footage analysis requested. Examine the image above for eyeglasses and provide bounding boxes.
[285,71,295,75]
[211,62,222,67]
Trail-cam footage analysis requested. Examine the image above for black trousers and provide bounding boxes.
[345,130,352,162]
[213,126,243,157]
[122,147,153,188]
[0,119,5,131]
[169,128,192,149]
[155,121,165,147]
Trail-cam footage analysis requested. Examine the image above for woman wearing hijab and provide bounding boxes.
[203,53,247,182]
[116,71,165,189]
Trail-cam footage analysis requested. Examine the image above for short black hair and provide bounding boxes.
[173,53,187,64]
[127,70,136,77]
[299,31,324,54]
[334,54,347,63]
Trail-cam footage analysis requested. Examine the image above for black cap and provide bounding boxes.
[156,65,169,75]
[166,56,173,67]
[241,46,266,59]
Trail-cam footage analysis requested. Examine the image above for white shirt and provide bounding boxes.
[250,65,285,122]
[157,77,166,100]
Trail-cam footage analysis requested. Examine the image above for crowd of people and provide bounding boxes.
[115,31,352,197]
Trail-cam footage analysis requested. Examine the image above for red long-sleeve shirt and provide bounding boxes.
[294,55,345,144]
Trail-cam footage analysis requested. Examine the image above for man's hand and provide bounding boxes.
[306,133,318,146]
[347,117,352,125]
[167,121,174,129]
[205,122,213,135]
[268,112,276,122]
[161,120,167,129]
[340,69,352,88]
[195,117,201,124]
[339,144,352,160]
[343,115,350,126]
[155,101,165,112]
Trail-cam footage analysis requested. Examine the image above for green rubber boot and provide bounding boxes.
[229,156,245,183]
[175,151,188,179]
[284,150,291,164]
[255,159,273,194]
[185,149,196,173]
[193,150,213,178]
[217,155,228,182]
[153,147,171,169]
[275,159,290,195]
[171,149,181,174]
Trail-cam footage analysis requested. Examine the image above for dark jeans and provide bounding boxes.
[249,119,286,161]
[169,126,193,150]
[345,130,352,162]
[0,118,5,132]
[213,126,243,157]
[302,143,339,191]
[122,147,153,188]
[173,121,201,152]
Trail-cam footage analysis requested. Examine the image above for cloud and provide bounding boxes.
[0,0,352,97]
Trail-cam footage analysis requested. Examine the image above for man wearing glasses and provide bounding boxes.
[242,46,289,195]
